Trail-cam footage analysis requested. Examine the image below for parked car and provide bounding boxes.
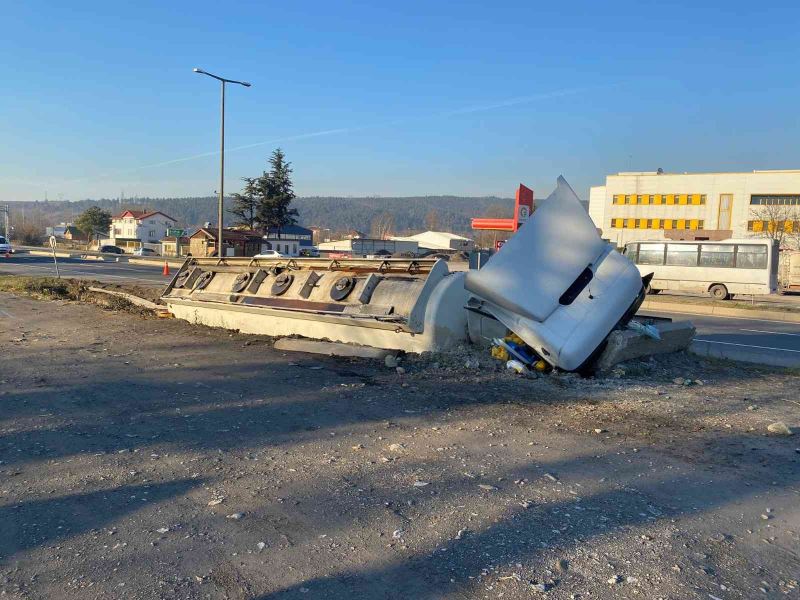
[133,247,158,256]
[253,249,284,259]
[299,247,320,257]
[99,245,124,254]
[0,236,12,254]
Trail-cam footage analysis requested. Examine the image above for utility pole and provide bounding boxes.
[193,68,251,258]
[0,205,9,239]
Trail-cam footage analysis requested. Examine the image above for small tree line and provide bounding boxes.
[749,202,800,249]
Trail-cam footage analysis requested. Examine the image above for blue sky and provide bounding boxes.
[1,0,799,202]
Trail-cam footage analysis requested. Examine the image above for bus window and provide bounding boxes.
[699,244,735,268]
[637,243,665,265]
[666,243,699,266]
[736,244,767,269]
[623,243,638,261]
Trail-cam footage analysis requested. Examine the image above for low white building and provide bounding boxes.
[589,169,800,247]
[107,209,177,252]
[391,231,475,253]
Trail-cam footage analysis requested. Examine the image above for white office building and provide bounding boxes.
[589,169,800,247]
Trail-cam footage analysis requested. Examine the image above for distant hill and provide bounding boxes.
[5,195,515,238]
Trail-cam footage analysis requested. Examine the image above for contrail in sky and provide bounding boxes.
[11,85,602,188]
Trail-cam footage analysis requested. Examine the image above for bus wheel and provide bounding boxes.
[709,284,729,300]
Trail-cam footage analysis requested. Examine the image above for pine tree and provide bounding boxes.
[75,206,112,241]
[255,148,299,236]
[228,177,259,229]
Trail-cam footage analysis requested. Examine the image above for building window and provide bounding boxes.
[625,195,632,204]
[697,220,705,230]
[700,194,707,205]
[751,195,800,205]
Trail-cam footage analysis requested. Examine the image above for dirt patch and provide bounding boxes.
[1,292,799,599]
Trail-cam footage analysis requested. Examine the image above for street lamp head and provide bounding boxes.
[193,67,205,74]
[240,82,252,87]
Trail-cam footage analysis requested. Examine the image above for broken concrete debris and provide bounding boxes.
[767,422,793,436]
[162,177,693,372]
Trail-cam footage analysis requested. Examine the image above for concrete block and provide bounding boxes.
[87,287,161,310]
[595,321,696,371]
[273,338,395,360]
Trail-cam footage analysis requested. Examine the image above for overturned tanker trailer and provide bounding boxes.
[162,177,649,371]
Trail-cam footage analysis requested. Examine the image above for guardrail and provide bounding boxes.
[12,245,185,268]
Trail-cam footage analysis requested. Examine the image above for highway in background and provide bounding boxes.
[0,254,169,286]
[640,309,800,368]
[652,289,800,309]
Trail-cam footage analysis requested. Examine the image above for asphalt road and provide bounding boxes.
[641,309,800,368]
[0,254,169,286]
[654,289,800,307]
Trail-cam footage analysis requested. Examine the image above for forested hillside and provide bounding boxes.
[6,194,514,238]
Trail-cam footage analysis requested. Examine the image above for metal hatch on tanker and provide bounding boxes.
[464,176,647,372]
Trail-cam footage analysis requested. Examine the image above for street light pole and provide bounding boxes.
[193,68,251,258]
[219,80,224,258]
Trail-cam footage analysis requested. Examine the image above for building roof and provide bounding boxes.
[62,225,88,238]
[611,169,800,177]
[264,224,312,235]
[190,227,262,242]
[391,230,473,250]
[113,209,176,222]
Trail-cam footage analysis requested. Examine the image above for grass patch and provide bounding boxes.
[0,275,150,315]
[0,275,85,299]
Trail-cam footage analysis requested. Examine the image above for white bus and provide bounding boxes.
[622,238,778,299]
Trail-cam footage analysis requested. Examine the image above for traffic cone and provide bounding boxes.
[162,261,170,276]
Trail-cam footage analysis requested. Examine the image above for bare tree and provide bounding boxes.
[424,209,439,231]
[749,203,800,249]
[370,212,395,240]
[474,202,511,249]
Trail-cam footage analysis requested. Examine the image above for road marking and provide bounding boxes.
[693,338,800,353]
[643,309,800,327]
[0,309,14,318]
[740,328,800,337]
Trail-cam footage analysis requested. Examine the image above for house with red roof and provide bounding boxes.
[108,209,177,252]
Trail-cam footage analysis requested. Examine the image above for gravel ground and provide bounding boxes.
[1,291,798,599]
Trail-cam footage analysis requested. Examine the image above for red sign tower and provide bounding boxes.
[471,184,534,233]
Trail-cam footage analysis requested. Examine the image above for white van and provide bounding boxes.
[0,236,12,255]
